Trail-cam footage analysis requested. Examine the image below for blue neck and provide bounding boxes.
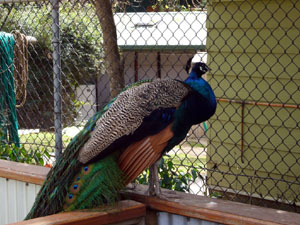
[184,72,216,107]
[186,70,199,79]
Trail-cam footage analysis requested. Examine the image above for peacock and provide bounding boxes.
[25,57,216,220]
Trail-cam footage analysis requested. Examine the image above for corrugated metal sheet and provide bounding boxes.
[0,177,41,225]
[158,212,223,225]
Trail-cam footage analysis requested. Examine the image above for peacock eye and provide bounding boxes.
[69,194,73,199]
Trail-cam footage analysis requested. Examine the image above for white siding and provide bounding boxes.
[115,12,207,47]
[0,178,41,225]
[158,212,223,225]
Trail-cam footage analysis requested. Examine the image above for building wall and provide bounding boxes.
[206,0,300,203]
[123,51,196,84]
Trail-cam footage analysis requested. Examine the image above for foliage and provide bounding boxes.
[136,155,204,192]
[0,143,50,166]
[114,0,207,12]
[60,2,104,83]
[150,0,207,11]
[210,191,223,199]
[0,126,49,166]
[1,1,103,129]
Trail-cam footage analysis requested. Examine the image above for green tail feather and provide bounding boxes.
[25,80,152,220]
[64,153,123,211]
[25,108,107,219]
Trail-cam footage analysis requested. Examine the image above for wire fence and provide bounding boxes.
[0,0,299,212]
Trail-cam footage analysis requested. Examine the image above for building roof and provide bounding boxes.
[114,11,207,51]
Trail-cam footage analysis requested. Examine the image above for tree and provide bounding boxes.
[92,0,124,98]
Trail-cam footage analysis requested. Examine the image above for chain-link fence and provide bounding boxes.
[206,0,300,212]
[0,0,299,213]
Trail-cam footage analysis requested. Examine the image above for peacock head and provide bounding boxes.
[191,62,211,77]
[185,56,210,78]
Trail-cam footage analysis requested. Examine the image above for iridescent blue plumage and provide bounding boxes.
[163,61,217,153]
[184,62,217,116]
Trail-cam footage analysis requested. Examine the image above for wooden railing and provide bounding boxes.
[1,159,300,225]
[11,200,146,225]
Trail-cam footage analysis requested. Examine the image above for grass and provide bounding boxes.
[163,152,207,176]
[19,132,72,153]
[169,153,206,168]
[183,141,206,148]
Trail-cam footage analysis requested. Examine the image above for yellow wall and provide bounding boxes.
[206,0,300,203]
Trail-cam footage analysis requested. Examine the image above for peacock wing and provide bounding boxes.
[78,79,189,164]
[118,123,174,184]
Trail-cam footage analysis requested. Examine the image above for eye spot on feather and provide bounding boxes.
[76,176,80,181]
[65,193,76,204]
[69,183,81,194]
[82,165,93,175]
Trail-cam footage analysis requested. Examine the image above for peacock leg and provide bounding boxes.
[148,160,161,196]
[147,160,177,199]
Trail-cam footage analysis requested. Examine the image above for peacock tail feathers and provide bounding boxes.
[25,80,152,220]
[25,109,105,219]
[64,152,124,211]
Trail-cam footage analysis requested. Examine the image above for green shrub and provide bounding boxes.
[136,155,203,192]
[0,143,50,166]
[1,1,104,129]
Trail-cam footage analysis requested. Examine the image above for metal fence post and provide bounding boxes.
[51,0,62,160]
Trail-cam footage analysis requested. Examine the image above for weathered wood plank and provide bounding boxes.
[10,200,145,225]
[0,160,49,185]
[122,184,300,225]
